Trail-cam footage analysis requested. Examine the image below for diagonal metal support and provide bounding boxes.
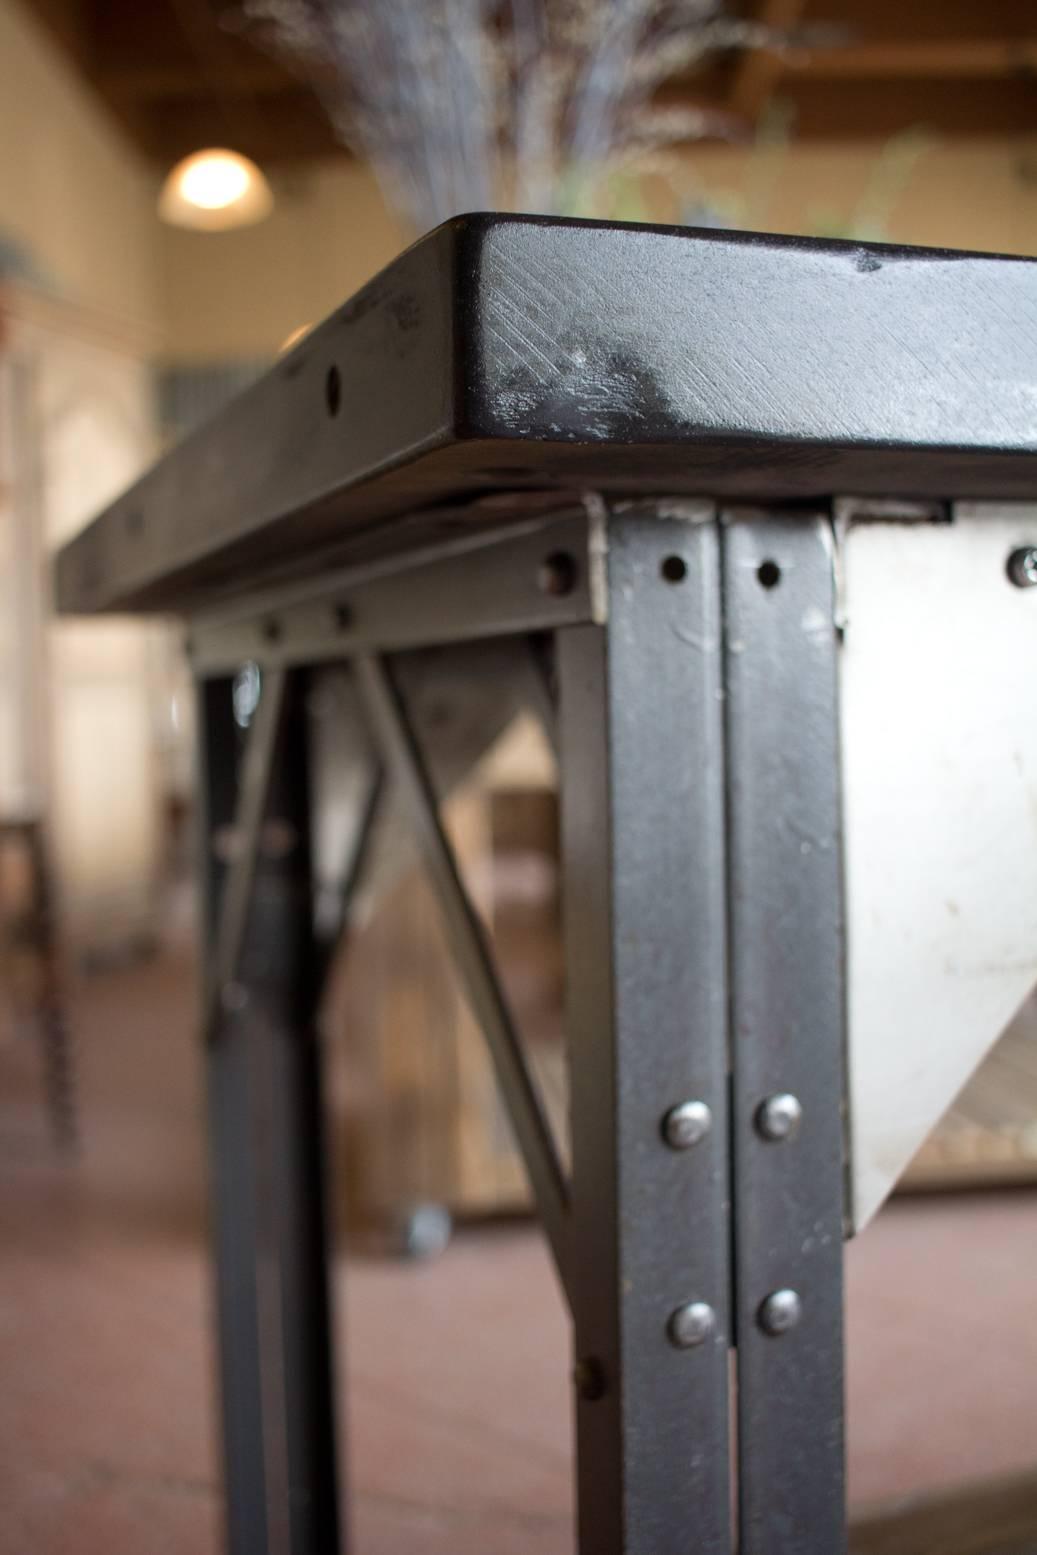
[353,651,571,1290]
[206,664,287,1034]
[559,508,733,1555]
[312,759,386,999]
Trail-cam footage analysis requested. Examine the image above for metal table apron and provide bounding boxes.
[55,214,1037,1555]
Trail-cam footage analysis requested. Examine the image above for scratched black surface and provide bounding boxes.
[56,213,1037,614]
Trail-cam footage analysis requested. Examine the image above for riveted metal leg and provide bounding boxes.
[199,669,343,1555]
[558,507,731,1555]
[722,514,847,1554]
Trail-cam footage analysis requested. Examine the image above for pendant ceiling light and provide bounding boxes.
[159,148,273,231]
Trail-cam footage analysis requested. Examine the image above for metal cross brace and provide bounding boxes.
[353,650,572,1288]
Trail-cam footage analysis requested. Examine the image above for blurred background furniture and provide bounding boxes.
[0,814,75,1149]
[0,278,187,966]
[902,995,1037,1192]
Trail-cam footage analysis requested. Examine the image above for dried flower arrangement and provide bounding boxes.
[237,0,787,232]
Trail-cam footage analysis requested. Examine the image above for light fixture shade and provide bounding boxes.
[159,148,273,231]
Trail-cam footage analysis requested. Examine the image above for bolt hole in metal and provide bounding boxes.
[538,550,578,597]
[325,364,341,417]
[757,559,781,589]
[262,617,282,644]
[1007,546,1037,588]
[332,601,353,631]
[573,1357,608,1402]
[660,554,687,583]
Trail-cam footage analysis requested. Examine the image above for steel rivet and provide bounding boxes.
[1007,547,1037,588]
[668,1301,716,1350]
[662,1100,712,1150]
[758,1288,802,1337]
[755,1092,802,1143]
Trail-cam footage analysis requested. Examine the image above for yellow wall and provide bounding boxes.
[0,0,161,331]
[158,137,1037,363]
[159,160,403,361]
[680,139,1037,255]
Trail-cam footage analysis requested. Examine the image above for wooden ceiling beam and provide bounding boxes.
[787,75,1037,138]
[728,0,807,121]
[135,90,343,164]
[97,58,290,100]
[798,0,1037,47]
[785,37,1037,78]
[145,74,1037,165]
[21,0,1037,171]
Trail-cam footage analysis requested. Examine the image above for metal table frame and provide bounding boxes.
[55,213,1037,1554]
[190,496,845,1555]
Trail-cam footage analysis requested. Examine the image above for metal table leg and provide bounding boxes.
[723,514,847,1554]
[558,506,732,1555]
[188,503,850,1555]
[198,668,342,1555]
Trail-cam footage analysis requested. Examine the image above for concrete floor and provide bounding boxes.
[2,951,1037,1553]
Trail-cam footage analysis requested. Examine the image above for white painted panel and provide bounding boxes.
[844,505,1037,1230]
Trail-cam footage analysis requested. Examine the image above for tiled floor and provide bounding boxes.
[2,951,1037,1553]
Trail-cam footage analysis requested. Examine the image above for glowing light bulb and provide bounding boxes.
[180,152,251,210]
[159,149,273,231]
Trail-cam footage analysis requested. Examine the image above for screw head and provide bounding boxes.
[1007,547,1037,588]
[756,1093,803,1143]
[668,1301,716,1350]
[758,1288,802,1337]
[662,1100,712,1150]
